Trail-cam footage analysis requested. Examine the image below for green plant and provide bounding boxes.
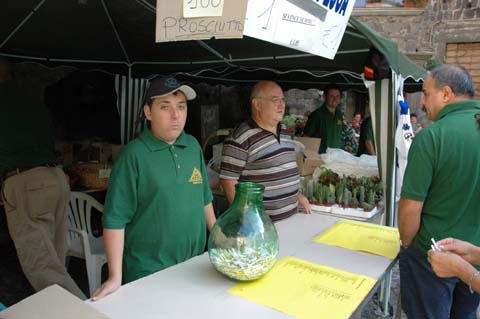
[425,56,439,70]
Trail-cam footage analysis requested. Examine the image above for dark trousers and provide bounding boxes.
[400,245,479,319]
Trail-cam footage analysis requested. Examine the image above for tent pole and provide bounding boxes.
[127,65,134,142]
[101,0,131,64]
[0,0,46,49]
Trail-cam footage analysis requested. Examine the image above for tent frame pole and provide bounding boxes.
[0,0,46,49]
[101,0,131,64]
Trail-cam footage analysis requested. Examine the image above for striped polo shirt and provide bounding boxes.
[220,118,300,221]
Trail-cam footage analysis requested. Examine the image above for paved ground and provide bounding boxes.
[1,207,405,318]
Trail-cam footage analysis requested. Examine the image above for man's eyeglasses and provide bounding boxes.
[254,96,286,105]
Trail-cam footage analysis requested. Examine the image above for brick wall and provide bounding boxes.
[445,43,480,99]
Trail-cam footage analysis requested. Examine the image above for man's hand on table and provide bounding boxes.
[91,277,122,301]
[298,194,312,214]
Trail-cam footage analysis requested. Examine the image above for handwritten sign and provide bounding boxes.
[230,256,377,319]
[183,0,224,18]
[314,220,400,259]
[156,0,248,42]
[243,0,355,59]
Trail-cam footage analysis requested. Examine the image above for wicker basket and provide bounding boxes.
[71,162,113,190]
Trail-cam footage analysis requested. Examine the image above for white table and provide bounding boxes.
[89,213,396,319]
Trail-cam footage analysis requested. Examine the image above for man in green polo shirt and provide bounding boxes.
[357,116,375,156]
[303,83,345,153]
[92,77,216,301]
[398,64,480,319]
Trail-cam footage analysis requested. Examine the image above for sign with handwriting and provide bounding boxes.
[230,256,376,319]
[183,0,224,18]
[156,0,248,42]
[314,220,400,259]
[243,0,355,59]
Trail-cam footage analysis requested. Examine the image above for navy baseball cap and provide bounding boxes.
[144,77,196,103]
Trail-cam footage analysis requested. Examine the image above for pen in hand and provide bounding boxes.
[431,237,441,252]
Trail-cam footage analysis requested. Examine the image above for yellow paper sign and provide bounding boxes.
[314,220,400,259]
[229,256,377,319]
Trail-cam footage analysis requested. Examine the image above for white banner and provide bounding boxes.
[244,0,355,59]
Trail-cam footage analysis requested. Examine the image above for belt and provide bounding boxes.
[3,164,57,180]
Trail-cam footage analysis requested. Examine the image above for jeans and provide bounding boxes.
[400,245,480,319]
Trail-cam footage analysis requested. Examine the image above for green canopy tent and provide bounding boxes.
[1,0,427,229]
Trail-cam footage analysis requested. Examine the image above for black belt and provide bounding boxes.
[3,164,57,180]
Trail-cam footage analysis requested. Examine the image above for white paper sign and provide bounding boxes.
[244,0,355,59]
[183,0,224,18]
[98,168,111,179]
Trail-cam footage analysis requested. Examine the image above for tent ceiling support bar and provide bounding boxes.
[176,73,368,86]
[0,0,46,48]
[195,40,229,62]
[344,29,367,40]
[135,0,156,13]
[0,52,128,65]
[336,48,369,55]
[218,69,242,79]
[340,73,353,83]
[101,0,131,64]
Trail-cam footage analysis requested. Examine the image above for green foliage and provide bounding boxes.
[425,56,439,70]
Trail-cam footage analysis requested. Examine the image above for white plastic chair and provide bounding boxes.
[66,191,107,297]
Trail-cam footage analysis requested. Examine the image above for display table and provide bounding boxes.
[88,213,396,319]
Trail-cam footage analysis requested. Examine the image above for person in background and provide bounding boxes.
[303,84,345,153]
[220,81,311,221]
[0,57,86,299]
[428,238,480,294]
[351,112,362,134]
[398,64,480,319]
[93,77,216,300]
[357,116,375,156]
[410,113,422,135]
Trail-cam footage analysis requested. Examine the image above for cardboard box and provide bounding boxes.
[0,284,110,319]
[295,137,323,176]
[73,142,115,163]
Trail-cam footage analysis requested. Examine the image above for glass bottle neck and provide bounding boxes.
[232,182,264,209]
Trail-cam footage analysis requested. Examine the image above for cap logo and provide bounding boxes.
[165,77,180,88]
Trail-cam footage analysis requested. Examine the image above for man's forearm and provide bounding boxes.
[204,203,216,231]
[365,140,375,155]
[103,228,125,280]
[220,178,237,204]
[398,198,423,246]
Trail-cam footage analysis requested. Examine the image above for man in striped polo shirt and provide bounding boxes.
[219,81,311,221]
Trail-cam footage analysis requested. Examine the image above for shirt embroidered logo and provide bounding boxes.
[188,168,203,184]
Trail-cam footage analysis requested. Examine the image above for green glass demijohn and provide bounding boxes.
[208,182,279,281]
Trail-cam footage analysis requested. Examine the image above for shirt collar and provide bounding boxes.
[321,102,342,116]
[140,124,188,151]
[435,100,480,121]
[247,117,282,136]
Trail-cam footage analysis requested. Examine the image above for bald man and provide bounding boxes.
[220,81,310,221]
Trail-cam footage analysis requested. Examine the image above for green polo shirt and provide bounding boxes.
[357,117,375,156]
[303,103,345,153]
[401,100,480,256]
[103,127,213,283]
[0,80,56,176]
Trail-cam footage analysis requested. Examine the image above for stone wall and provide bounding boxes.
[353,0,480,67]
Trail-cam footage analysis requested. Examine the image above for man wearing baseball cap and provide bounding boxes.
[93,77,216,300]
